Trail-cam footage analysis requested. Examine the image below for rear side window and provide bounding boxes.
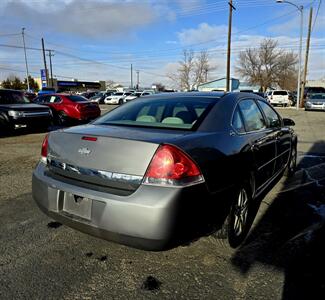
[238,99,265,132]
[93,97,217,130]
[258,100,281,128]
[232,108,245,133]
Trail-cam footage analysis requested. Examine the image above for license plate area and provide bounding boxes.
[63,192,92,220]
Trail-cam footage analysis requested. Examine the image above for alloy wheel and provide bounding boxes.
[233,188,249,237]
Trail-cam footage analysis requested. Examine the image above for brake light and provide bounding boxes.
[41,134,49,163]
[82,136,97,141]
[143,144,204,186]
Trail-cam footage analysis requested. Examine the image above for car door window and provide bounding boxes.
[258,100,281,128]
[238,99,266,132]
[232,107,245,133]
[41,95,51,103]
[49,96,61,103]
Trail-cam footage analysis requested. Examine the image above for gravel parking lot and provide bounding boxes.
[1,107,325,299]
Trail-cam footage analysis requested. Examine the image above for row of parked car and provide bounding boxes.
[0,89,101,134]
[87,90,155,105]
[241,87,325,110]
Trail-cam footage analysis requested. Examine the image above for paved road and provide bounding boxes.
[0,108,324,299]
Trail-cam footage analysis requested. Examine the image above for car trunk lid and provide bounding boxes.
[46,126,172,194]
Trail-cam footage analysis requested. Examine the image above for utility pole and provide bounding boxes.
[47,50,54,88]
[22,28,30,91]
[130,64,133,89]
[136,70,139,90]
[226,0,235,92]
[300,7,313,108]
[41,38,48,87]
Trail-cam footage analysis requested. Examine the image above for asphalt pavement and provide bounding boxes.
[0,107,324,299]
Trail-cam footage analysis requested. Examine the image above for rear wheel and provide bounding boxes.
[118,99,123,105]
[0,113,14,135]
[56,111,68,126]
[216,183,254,248]
[285,145,297,177]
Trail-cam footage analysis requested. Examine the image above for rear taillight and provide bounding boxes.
[143,144,204,187]
[41,134,49,163]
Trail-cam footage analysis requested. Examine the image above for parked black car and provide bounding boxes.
[80,91,99,99]
[0,89,52,133]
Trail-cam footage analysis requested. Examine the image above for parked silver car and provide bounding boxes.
[32,92,297,250]
[305,93,325,111]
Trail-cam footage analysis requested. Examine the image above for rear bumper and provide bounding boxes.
[305,105,325,111]
[78,112,100,121]
[32,162,208,250]
[270,99,289,105]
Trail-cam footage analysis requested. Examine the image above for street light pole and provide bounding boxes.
[276,0,303,110]
[22,28,30,91]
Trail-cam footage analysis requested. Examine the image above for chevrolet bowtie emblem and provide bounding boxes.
[78,147,91,155]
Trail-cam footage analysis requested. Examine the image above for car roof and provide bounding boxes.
[0,88,24,93]
[146,92,226,99]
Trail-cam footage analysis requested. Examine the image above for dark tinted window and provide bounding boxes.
[232,107,245,133]
[93,97,217,130]
[239,99,265,132]
[0,90,29,104]
[49,95,61,103]
[307,87,325,94]
[258,100,281,128]
[66,95,88,102]
[273,91,288,96]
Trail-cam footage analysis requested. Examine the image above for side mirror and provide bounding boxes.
[283,118,295,126]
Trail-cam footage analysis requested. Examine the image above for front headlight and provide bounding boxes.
[306,101,312,106]
[8,110,24,117]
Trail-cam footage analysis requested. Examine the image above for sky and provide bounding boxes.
[0,0,324,88]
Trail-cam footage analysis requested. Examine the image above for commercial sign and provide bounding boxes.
[40,69,47,88]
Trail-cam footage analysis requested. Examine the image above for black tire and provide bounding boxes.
[284,144,297,177]
[118,99,123,105]
[56,111,68,126]
[0,113,14,135]
[217,183,254,248]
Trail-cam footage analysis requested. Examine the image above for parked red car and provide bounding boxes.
[33,94,100,125]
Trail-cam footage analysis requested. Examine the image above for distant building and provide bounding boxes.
[34,78,106,92]
[197,77,240,92]
[237,82,260,92]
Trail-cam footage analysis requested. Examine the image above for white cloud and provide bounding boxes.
[0,0,157,39]
[177,23,228,46]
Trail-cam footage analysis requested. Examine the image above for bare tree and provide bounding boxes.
[178,49,195,91]
[167,50,215,91]
[194,50,210,86]
[276,52,298,90]
[106,80,116,89]
[236,39,298,91]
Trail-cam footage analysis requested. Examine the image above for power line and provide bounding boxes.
[312,0,322,32]
[0,33,20,37]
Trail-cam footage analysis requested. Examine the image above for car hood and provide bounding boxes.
[0,103,50,111]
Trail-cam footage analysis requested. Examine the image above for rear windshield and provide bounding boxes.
[93,97,217,130]
[273,91,288,95]
[113,92,124,96]
[307,87,325,93]
[66,95,88,102]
